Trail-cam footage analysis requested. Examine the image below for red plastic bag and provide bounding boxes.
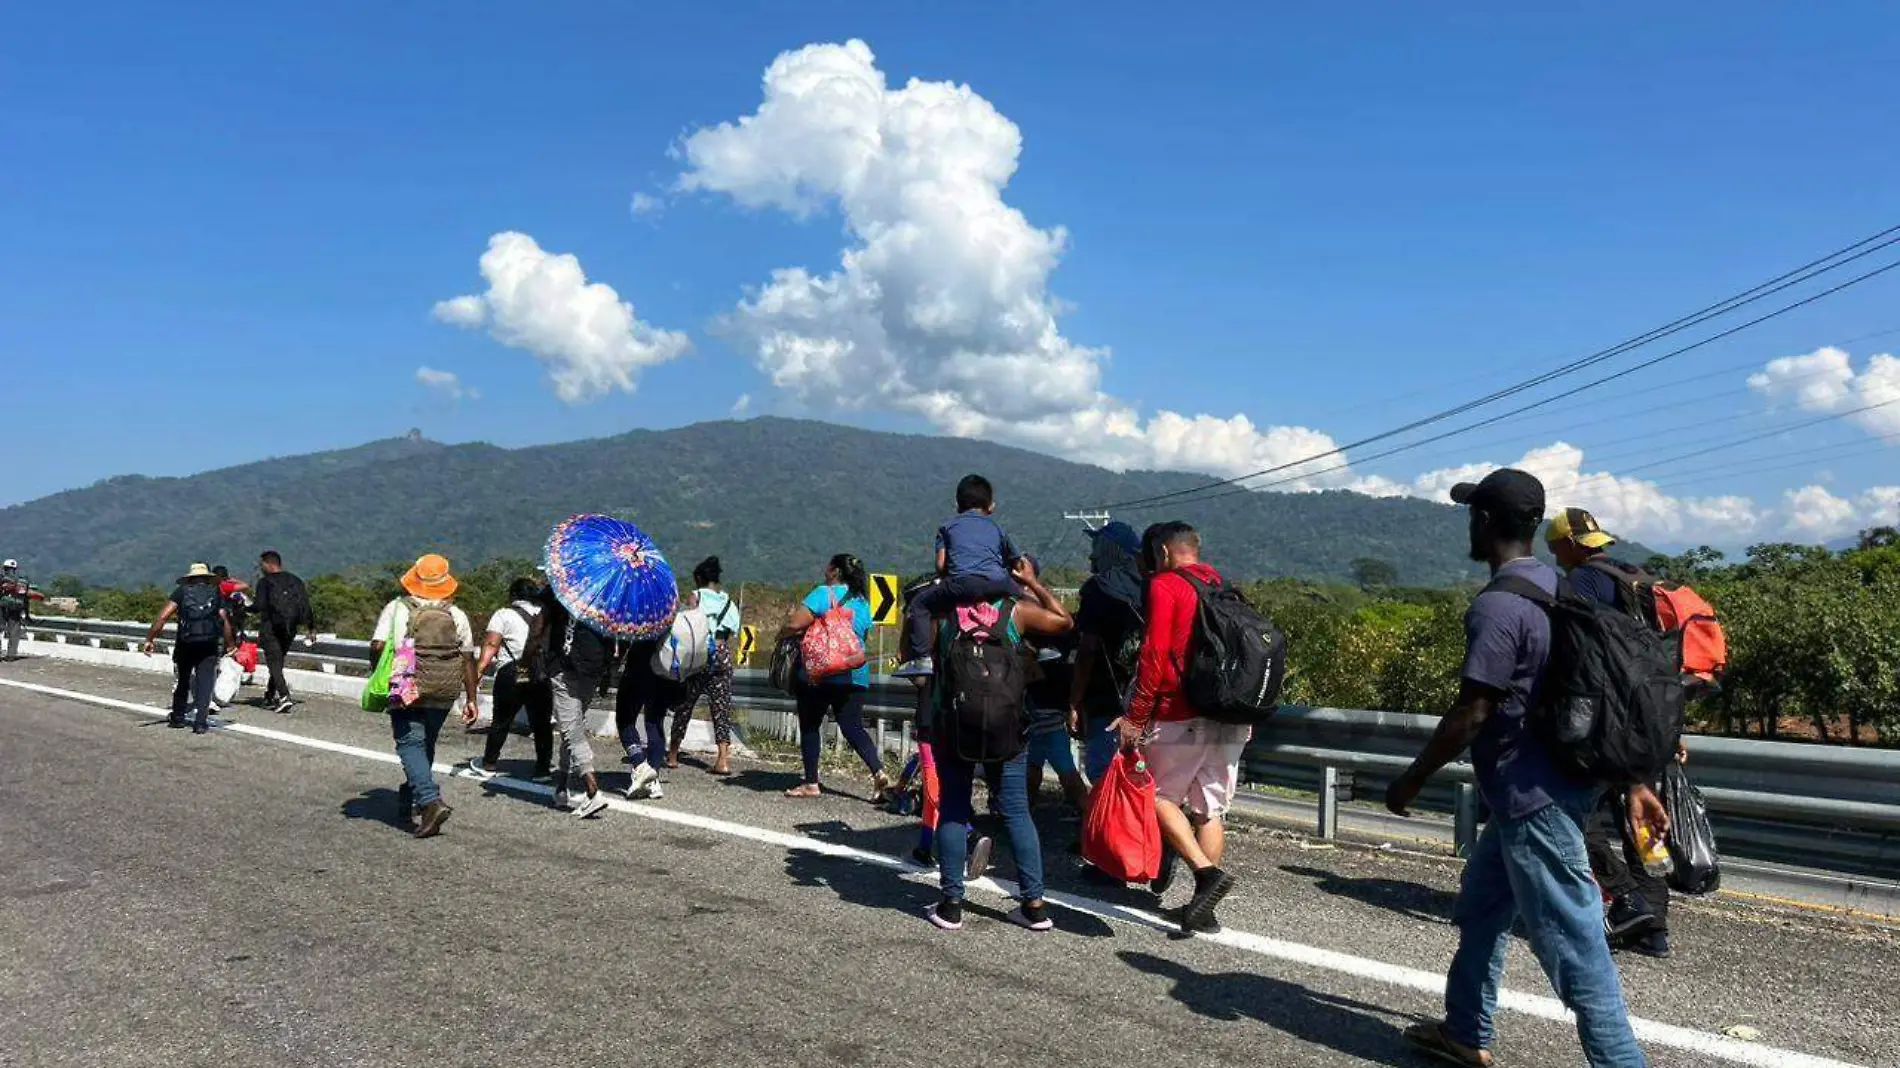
[1082,749,1162,882]
[233,640,260,674]
[801,590,866,681]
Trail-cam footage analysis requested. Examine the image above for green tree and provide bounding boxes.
[48,574,85,599]
[1350,557,1399,591]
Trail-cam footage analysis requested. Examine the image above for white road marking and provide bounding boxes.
[0,675,1868,1068]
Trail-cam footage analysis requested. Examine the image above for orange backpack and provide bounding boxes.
[1582,559,1727,684]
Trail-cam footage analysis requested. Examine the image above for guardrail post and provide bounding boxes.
[900,721,913,764]
[1318,766,1340,839]
[1454,784,1479,858]
[876,717,888,756]
[321,662,336,674]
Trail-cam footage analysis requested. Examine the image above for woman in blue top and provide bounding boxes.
[777,553,890,800]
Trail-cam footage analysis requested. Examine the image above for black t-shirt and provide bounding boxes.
[1023,631,1075,735]
[1073,575,1143,722]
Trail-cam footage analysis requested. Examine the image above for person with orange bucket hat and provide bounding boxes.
[368,553,479,838]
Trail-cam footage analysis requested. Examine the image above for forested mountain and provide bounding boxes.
[0,418,1641,588]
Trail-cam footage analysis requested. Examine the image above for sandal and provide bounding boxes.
[784,783,822,799]
[1403,1022,1493,1067]
[870,770,894,803]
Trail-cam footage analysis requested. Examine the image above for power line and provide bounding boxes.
[1113,255,1900,512]
[1091,224,1900,512]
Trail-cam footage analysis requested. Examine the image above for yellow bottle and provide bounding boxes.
[1631,820,1674,877]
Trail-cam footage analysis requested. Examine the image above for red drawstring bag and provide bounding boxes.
[233,640,260,674]
[1082,749,1162,882]
[802,589,867,681]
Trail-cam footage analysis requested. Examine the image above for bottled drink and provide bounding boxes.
[1631,819,1674,877]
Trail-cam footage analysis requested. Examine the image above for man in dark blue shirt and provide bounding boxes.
[1389,470,1664,1068]
[1548,506,1679,959]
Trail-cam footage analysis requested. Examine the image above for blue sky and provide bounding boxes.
[6,2,1899,546]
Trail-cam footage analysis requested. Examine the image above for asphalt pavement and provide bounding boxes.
[1,656,1895,1068]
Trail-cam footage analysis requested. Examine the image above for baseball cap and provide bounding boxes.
[1546,507,1617,549]
[1449,468,1546,518]
[1086,520,1141,555]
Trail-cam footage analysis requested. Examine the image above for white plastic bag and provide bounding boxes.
[213,655,243,705]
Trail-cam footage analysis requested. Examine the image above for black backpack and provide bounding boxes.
[1487,574,1686,784]
[1178,574,1287,725]
[934,608,1029,763]
[267,574,309,629]
[176,583,222,645]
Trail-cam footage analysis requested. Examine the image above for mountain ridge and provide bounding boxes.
[0,417,1637,588]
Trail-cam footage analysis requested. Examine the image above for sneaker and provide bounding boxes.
[572,792,610,820]
[965,835,994,880]
[274,697,295,714]
[891,659,935,679]
[1168,905,1223,935]
[1180,867,1237,933]
[626,764,660,800]
[167,716,187,729]
[1151,846,1180,896]
[552,785,572,811]
[1008,902,1054,931]
[1629,929,1673,959]
[1605,892,1661,940]
[464,758,496,780]
[646,781,665,801]
[413,800,453,839]
[530,769,556,785]
[191,722,210,735]
[911,846,936,868]
[926,899,965,931]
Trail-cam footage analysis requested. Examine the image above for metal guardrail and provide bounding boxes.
[22,616,1900,878]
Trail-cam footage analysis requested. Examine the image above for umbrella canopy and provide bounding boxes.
[543,514,679,640]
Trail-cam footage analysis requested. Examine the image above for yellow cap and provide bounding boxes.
[1546,507,1616,549]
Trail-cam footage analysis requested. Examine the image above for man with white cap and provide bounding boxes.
[0,559,40,662]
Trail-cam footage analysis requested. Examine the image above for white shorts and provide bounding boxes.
[1146,719,1252,819]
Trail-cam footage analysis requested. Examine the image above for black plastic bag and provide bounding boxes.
[1662,761,1721,895]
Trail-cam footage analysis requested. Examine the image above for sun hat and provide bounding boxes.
[401,553,459,600]
[179,562,214,583]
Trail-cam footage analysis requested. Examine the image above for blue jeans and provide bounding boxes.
[1083,718,1120,784]
[1446,797,1646,1067]
[937,750,1044,904]
[1026,729,1077,776]
[389,705,450,808]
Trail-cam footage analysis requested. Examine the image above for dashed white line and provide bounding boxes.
[0,675,1869,1068]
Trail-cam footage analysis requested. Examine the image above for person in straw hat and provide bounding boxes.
[143,562,236,734]
[368,554,479,838]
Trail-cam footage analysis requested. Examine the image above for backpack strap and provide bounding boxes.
[1483,572,1561,608]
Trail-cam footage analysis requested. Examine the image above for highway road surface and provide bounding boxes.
[0,656,1894,1068]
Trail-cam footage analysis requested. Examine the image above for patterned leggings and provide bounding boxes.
[669,640,735,749]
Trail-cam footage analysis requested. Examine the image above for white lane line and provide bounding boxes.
[2,676,1867,1068]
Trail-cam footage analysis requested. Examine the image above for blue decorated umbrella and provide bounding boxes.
[543,514,678,640]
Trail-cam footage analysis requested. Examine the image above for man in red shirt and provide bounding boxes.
[1117,521,1243,934]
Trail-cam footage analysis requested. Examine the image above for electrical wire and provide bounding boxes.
[1090,225,1900,512]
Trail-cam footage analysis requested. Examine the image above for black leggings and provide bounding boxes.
[795,683,882,785]
[482,665,554,773]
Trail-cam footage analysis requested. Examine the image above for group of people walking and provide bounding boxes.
[103,462,1694,1067]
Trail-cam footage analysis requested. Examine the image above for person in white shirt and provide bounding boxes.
[368,554,478,839]
[465,577,553,782]
[666,556,741,776]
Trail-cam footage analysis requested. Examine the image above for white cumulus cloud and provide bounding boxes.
[675,39,1343,485]
[730,393,752,417]
[415,366,477,402]
[630,192,664,217]
[1747,346,1900,438]
[433,231,691,404]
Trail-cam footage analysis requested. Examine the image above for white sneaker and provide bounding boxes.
[572,792,609,819]
[463,758,495,780]
[626,764,660,800]
[646,781,664,800]
[553,785,573,811]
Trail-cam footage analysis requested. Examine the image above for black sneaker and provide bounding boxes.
[911,846,936,868]
[1008,902,1054,931]
[1180,867,1236,932]
[1629,929,1673,959]
[1166,905,1224,936]
[926,898,965,931]
[1151,846,1180,896]
[1605,892,1661,940]
[167,716,187,729]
